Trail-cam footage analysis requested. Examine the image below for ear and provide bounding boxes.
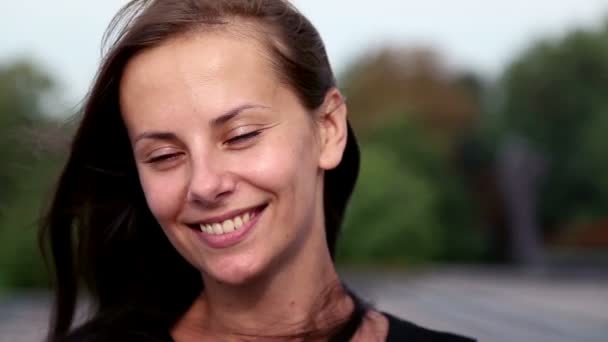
[317,88,348,170]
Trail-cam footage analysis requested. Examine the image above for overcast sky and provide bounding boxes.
[2,0,608,109]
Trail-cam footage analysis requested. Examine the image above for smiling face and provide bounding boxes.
[119,28,346,285]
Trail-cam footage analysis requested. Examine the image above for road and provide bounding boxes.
[1,266,607,341]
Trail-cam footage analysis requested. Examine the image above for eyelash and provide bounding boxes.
[224,130,262,145]
[143,130,262,164]
[145,153,182,164]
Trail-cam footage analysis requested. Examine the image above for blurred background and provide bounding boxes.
[1,0,607,341]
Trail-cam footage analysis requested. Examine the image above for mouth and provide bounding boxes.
[187,203,268,236]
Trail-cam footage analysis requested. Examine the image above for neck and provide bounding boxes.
[174,228,353,340]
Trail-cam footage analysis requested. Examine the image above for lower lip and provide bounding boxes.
[194,206,265,249]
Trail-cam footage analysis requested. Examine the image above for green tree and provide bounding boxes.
[499,21,608,231]
[335,46,488,264]
[0,60,64,289]
[337,118,486,264]
[341,47,481,145]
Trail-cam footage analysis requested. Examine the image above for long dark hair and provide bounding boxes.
[40,0,361,340]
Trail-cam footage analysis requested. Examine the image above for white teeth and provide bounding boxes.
[212,223,223,235]
[222,219,235,233]
[198,209,259,235]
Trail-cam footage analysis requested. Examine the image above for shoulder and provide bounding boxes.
[384,313,476,342]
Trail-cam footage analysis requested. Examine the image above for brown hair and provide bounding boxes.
[40,0,361,340]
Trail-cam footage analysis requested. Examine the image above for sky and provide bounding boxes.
[2,0,608,109]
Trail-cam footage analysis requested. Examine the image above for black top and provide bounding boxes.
[61,313,475,341]
[383,313,475,341]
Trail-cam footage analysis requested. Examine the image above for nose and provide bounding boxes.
[186,154,236,207]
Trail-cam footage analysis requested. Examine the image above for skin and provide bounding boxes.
[119,27,387,341]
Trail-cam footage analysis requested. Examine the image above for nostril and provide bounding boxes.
[186,192,225,208]
[186,172,237,206]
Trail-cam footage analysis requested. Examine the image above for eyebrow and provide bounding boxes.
[210,103,270,127]
[133,131,178,144]
[133,103,270,144]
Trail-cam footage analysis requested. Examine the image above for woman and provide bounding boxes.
[41,0,475,341]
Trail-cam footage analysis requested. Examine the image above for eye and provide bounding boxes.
[144,152,183,164]
[224,130,262,146]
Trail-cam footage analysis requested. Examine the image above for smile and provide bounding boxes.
[200,210,255,235]
[191,204,267,236]
[189,204,267,249]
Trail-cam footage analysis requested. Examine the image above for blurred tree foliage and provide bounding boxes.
[498,21,608,233]
[342,48,482,146]
[337,118,487,263]
[336,48,488,263]
[0,60,65,289]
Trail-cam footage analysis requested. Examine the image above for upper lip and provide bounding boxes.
[186,204,266,226]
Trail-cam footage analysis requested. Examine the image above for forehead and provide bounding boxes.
[119,29,283,124]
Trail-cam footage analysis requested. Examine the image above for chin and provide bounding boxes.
[202,252,269,286]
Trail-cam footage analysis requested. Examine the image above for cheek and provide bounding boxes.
[247,152,297,189]
[236,128,320,232]
[243,131,317,193]
[138,168,187,224]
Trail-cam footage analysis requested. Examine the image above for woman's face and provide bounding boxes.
[119,30,346,285]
